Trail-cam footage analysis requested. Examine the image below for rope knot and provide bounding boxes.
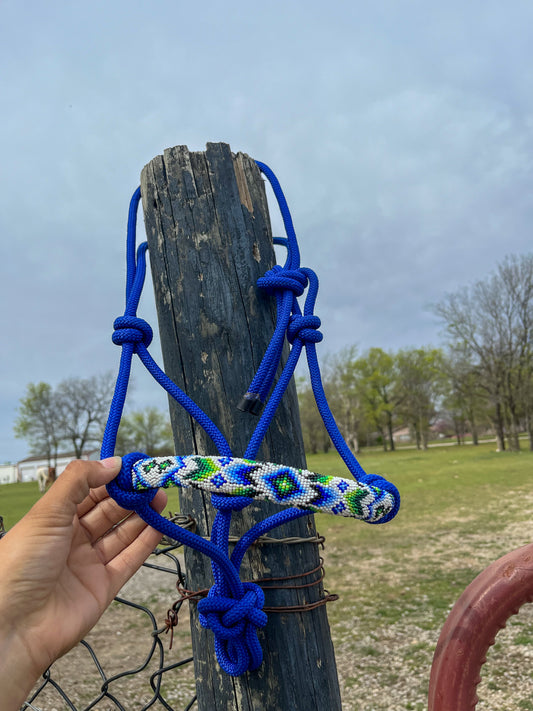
[287,314,323,344]
[112,316,153,348]
[197,582,267,676]
[106,452,157,510]
[257,265,308,297]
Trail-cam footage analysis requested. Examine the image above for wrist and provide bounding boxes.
[0,615,43,710]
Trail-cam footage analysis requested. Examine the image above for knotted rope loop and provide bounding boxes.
[287,314,323,344]
[112,315,153,348]
[106,451,157,510]
[197,581,267,676]
[359,473,401,524]
[257,265,308,296]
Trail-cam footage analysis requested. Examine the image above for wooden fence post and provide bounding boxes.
[140,143,342,711]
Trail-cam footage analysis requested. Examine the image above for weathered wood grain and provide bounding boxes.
[141,143,342,710]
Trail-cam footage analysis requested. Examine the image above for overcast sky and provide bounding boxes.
[2,1,533,464]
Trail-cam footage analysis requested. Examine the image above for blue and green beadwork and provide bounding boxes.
[131,455,395,523]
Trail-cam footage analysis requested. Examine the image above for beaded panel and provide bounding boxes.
[132,455,395,522]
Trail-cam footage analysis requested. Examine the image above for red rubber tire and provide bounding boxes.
[428,542,533,710]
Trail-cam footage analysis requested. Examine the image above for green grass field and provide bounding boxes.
[3,443,533,709]
[0,479,41,530]
[3,442,529,531]
[309,443,533,709]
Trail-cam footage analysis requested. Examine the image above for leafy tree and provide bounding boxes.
[115,407,174,456]
[353,348,400,451]
[297,378,323,455]
[14,383,61,466]
[326,346,364,454]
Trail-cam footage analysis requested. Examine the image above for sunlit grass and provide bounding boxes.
[306,443,533,707]
[3,443,533,707]
[0,479,41,530]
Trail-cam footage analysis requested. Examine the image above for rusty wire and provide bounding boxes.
[164,554,339,642]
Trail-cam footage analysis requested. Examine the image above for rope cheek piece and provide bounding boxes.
[101,161,401,677]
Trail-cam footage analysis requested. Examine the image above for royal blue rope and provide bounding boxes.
[102,161,400,676]
[243,161,301,403]
[101,233,231,461]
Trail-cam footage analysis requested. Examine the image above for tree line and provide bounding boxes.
[14,373,174,465]
[15,253,533,461]
[298,345,444,453]
[299,253,533,454]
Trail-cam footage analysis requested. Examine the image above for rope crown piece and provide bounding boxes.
[101,159,400,677]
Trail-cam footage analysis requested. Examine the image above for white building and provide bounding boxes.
[0,465,18,485]
[16,451,100,483]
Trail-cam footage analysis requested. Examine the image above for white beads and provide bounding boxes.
[132,455,394,522]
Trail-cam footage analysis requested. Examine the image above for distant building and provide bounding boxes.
[16,451,100,483]
[392,426,411,443]
[0,465,17,485]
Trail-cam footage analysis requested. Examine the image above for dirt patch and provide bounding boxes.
[25,551,197,711]
[25,494,533,710]
[328,490,533,710]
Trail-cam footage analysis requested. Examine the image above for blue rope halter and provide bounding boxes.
[101,161,400,677]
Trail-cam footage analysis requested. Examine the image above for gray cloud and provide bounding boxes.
[2,0,533,461]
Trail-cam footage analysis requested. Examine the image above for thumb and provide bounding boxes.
[32,458,123,526]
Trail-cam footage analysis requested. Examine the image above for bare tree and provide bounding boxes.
[499,255,533,450]
[55,373,115,457]
[434,254,533,451]
[326,346,363,454]
[441,343,488,445]
[395,347,444,449]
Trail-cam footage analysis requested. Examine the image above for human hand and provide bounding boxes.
[0,457,167,710]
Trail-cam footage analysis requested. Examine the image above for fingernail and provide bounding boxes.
[100,456,122,469]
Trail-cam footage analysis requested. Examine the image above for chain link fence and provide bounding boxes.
[22,516,198,711]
